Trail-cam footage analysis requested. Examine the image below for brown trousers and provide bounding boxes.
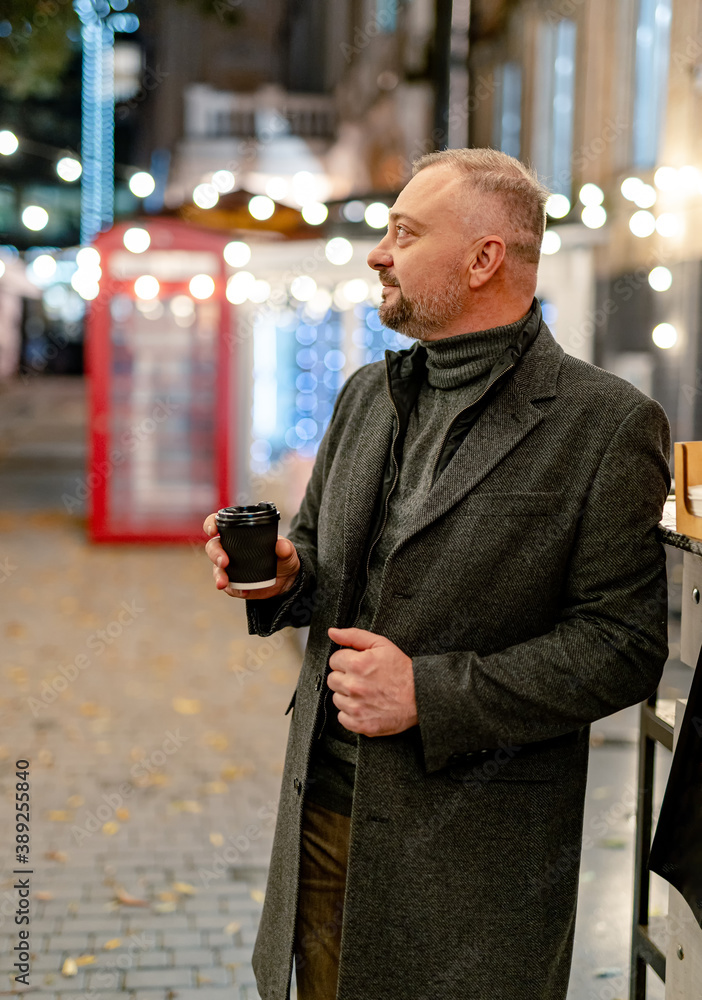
[293,797,351,1000]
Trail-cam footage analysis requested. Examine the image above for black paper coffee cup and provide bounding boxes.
[215,502,280,589]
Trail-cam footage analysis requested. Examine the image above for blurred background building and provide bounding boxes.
[1,0,700,511]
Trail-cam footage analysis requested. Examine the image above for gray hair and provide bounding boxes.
[412,148,551,267]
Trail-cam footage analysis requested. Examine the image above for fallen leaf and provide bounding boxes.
[172,881,196,895]
[221,762,255,781]
[102,821,120,836]
[203,731,229,752]
[45,850,68,863]
[79,701,101,717]
[6,621,28,640]
[115,807,130,821]
[202,781,228,795]
[173,697,201,715]
[67,794,84,808]
[250,889,265,904]
[169,800,202,814]
[38,748,54,766]
[61,958,78,977]
[75,955,95,967]
[158,891,178,902]
[49,810,72,822]
[35,891,54,901]
[224,921,241,935]
[153,900,177,914]
[209,832,224,847]
[67,901,80,914]
[103,939,121,950]
[115,888,149,907]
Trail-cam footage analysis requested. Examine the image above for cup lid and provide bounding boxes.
[216,502,279,524]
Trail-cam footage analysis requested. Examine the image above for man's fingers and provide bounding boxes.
[203,513,218,535]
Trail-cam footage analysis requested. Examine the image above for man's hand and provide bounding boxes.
[203,513,301,599]
[326,626,418,737]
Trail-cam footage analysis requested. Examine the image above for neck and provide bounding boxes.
[421,293,535,341]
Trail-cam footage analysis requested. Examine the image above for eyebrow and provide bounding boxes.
[388,211,427,230]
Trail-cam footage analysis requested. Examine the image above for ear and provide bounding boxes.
[467,236,506,289]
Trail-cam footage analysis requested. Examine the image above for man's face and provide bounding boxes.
[367,165,478,340]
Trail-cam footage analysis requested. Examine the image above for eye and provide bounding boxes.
[395,224,409,236]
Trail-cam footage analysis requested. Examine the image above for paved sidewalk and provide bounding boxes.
[0,506,301,999]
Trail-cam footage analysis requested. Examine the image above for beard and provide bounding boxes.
[376,261,465,340]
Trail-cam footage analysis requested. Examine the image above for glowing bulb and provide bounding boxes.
[129,171,156,198]
[56,156,82,182]
[0,130,18,155]
[29,254,57,283]
[325,237,353,265]
[223,241,251,267]
[581,205,607,229]
[193,183,219,209]
[545,194,570,218]
[633,184,657,208]
[364,202,390,228]
[301,202,328,225]
[578,183,604,206]
[343,279,369,303]
[189,274,215,300]
[620,176,644,201]
[653,166,678,191]
[22,206,49,231]
[248,279,271,303]
[76,247,100,270]
[629,210,656,237]
[655,213,682,238]
[134,275,160,300]
[123,227,150,253]
[265,176,288,200]
[212,169,235,193]
[226,271,255,304]
[541,231,561,255]
[343,200,366,222]
[652,322,677,349]
[291,275,317,301]
[648,266,672,291]
[248,195,275,220]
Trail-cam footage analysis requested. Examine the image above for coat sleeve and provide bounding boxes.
[411,396,672,774]
[244,367,364,638]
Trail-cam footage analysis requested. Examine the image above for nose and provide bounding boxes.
[367,238,393,272]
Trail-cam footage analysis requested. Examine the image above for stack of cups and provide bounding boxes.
[215,503,280,589]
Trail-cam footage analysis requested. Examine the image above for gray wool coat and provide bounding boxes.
[245,316,671,1000]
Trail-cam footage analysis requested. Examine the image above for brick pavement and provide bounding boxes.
[0,506,302,998]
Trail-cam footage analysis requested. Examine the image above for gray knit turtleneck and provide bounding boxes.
[304,309,532,817]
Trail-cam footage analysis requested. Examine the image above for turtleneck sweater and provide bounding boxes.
[304,309,533,816]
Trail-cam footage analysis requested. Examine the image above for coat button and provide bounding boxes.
[293,778,302,795]
[314,673,322,691]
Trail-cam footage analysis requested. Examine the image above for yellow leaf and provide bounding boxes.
[169,800,202,814]
[250,889,265,904]
[220,762,255,782]
[6,621,28,640]
[224,921,241,935]
[103,939,121,950]
[75,955,95,967]
[153,900,176,914]
[79,701,101,717]
[45,850,68,863]
[67,794,84,808]
[202,781,228,795]
[203,731,229,751]
[172,697,201,715]
[115,807,130,821]
[209,832,224,847]
[61,958,78,977]
[49,810,72,822]
[115,889,149,907]
[158,891,177,902]
[172,882,196,895]
[102,821,120,836]
[38,748,54,766]
[35,891,53,901]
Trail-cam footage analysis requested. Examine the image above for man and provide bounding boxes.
[204,148,671,1000]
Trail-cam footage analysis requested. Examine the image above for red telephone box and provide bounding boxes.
[85,219,234,542]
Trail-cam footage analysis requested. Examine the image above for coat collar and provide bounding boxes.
[339,300,566,614]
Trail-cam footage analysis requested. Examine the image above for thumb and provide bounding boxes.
[327,626,387,651]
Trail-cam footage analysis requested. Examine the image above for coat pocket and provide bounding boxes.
[284,688,297,716]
